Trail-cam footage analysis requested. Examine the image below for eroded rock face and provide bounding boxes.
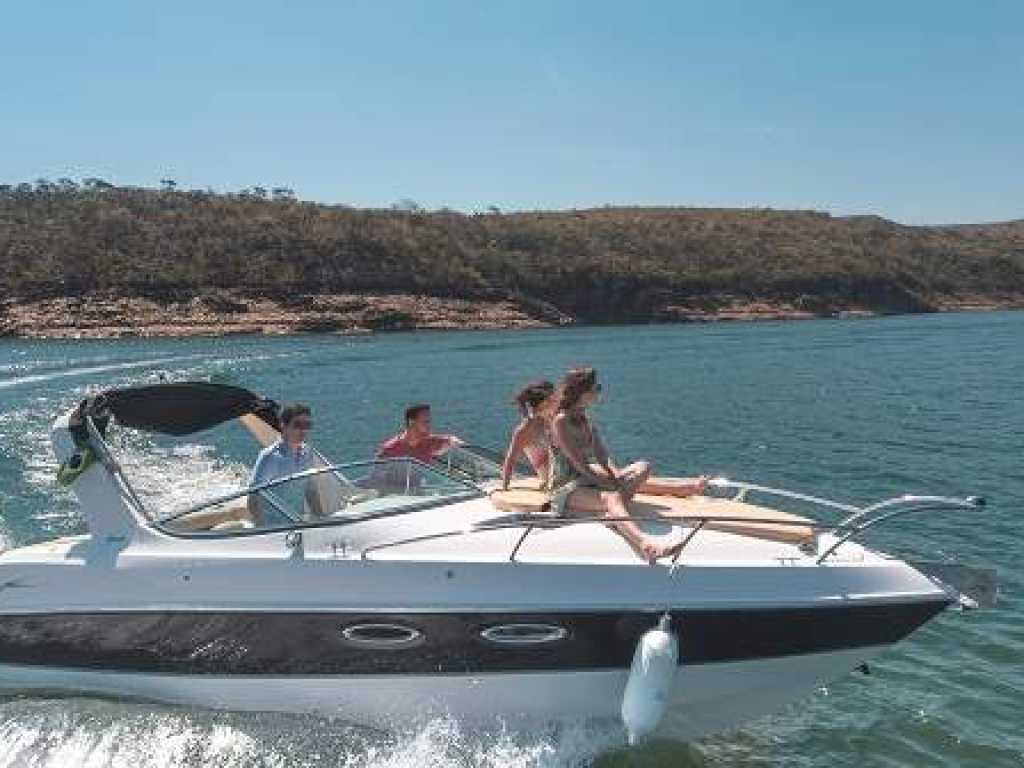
[0,293,572,338]
[2,291,1022,339]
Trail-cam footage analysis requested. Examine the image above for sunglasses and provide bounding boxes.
[288,420,313,430]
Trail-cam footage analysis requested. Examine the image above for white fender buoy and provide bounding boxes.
[621,613,679,744]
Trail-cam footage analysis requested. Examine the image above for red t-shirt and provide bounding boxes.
[377,433,450,464]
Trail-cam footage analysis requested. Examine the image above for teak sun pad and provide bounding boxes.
[489,484,815,544]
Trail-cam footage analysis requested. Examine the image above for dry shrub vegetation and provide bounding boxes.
[1,180,1023,323]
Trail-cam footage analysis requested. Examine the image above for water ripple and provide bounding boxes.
[0,312,1022,767]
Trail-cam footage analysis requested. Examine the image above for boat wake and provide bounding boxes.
[0,354,215,391]
[0,701,655,768]
[118,439,250,514]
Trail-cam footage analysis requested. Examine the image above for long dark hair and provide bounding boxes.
[513,380,555,417]
[556,367,597,413]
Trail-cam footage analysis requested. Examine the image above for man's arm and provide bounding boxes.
[430,434,462,457]
[246,452,269,525]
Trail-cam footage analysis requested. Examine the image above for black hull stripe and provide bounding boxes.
[0,602,948,675]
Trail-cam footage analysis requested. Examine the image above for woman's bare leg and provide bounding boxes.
[638,475,708,497]
[586,460,652,501]
[599,489,672,564]
[562,486,672,564]
[562,487,606,516]
[616,461,651,500]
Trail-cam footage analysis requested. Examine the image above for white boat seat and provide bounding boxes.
[166,503,255,532]
[211,519,255,532]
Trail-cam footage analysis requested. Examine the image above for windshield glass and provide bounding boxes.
[158,458,480,535]
[435,444,531,485]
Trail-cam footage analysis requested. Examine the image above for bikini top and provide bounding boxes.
[521,416,551,466]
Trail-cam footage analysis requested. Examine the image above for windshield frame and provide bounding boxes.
[153,457,485,539]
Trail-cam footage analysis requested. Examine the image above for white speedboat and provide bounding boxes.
[0,382,995,741]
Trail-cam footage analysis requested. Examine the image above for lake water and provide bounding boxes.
[0,311,1021,767]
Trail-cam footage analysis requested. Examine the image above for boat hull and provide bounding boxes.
[0,523,954,738]
[0,644,889,740]
[0,601,946,673]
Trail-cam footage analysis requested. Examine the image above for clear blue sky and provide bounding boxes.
[2,0,1021,224]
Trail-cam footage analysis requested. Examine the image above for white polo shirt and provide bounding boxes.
[248,440,317,488]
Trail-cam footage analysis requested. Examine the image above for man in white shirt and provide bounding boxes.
[247,403,323,524]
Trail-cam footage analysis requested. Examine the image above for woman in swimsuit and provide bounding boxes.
[501,380,557,490]
[548,367,674,563]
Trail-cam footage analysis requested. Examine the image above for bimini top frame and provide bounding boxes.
[61,382,283,527]
[70,381,280,442]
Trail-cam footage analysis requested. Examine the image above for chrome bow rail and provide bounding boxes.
[358,476,985,565]
[437,446,987,561]
[706,478,985,564]
[358,512,824,563]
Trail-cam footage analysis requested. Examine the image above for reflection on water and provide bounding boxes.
[0,312,1022,767]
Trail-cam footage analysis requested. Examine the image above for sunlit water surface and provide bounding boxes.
[0,311,1021,767]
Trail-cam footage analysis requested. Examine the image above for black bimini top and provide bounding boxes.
[70,382,279,440]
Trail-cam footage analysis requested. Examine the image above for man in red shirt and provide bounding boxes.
[377,404,463,464]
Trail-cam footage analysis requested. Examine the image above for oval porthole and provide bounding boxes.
[340,623,424,650]
[480,623,568,646]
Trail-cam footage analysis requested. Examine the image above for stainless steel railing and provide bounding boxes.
[815,495,985,563]
[135,430,984,562]
[356,476,984,565]
[706,477,861,514]
[707,478,985,564]
[358,511,830,562]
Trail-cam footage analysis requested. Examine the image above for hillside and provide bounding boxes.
[1,180,1023,337]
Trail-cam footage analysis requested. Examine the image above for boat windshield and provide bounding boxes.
[435,443,532,485]
[156,458,481,536]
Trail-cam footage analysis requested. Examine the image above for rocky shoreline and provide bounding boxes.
[0,294,564,339]
[1,293,1022,340]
